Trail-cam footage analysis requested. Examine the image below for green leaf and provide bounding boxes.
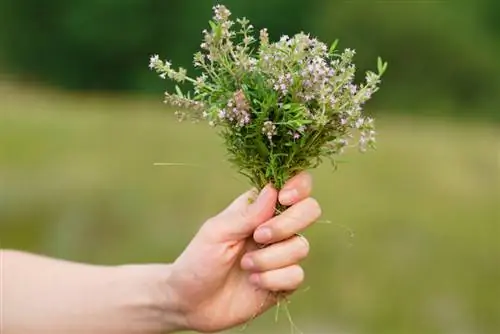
[377,57,388,75]
[208,20,217,31]
[175,85,183,97]
[329,39,339,54]
[255,138,269,159]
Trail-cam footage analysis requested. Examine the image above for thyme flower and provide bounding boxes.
[150,4,387,192]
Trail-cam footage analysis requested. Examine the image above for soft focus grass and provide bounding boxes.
[1,83,499,334]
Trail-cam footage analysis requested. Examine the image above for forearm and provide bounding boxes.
[1,250,186,334]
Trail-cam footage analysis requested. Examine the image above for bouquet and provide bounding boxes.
[150,4,387,211]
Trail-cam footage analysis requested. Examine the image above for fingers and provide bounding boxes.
[249,265,304,292]
[243,232,310,292]
[203,184,278,242]
[199,171,314,243]
[241,234,309,272]
[278,172,313,206]
[253,197,321,244]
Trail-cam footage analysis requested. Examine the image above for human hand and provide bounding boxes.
[167,172,321,333]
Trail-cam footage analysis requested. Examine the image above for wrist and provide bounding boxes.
[114,263,188,333]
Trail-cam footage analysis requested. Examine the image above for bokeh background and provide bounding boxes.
[1,0,498,333]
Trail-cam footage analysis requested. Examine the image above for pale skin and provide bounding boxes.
[2,172,321,333]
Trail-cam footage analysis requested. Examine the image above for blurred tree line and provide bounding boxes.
[0,0,499,119]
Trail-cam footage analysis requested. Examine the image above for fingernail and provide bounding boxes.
[280,188,297,204]
[249,273,260,285]
[241,257,254,270]
[254,227,272,243]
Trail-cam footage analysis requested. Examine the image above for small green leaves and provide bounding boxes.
[329,39,339,55]
[175,85,184,98]
[151,4,385,190]
[377,57,388,75]
[237,17,250,27]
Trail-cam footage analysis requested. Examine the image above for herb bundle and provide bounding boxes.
[150,4,387,204]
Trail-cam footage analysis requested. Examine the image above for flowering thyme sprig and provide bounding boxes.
[150,4,387,190]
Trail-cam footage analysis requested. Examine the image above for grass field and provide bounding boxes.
[1,82,499,333]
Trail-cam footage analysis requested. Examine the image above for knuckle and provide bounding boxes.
[238,206,251,221]
[204,216,218,227]
[259,273,272,288]
[199,217,219,237]
[252,254,266,270]
[239,207,258,226]
[268,221,284,239]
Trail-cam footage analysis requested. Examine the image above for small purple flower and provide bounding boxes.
[220,90,252,127]
[288,130,301,140]
[349,84,358,95]
[218,109,226,119]
[262,121,277,141]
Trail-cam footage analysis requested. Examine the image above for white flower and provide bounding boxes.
[280,35,290,42]
[355,118,364,129]
[149,54,159,69]
[345,48,356,55]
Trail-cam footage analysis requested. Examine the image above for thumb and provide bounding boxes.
[202,184,277,242]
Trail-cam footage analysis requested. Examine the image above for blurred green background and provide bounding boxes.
[0,0,499,333]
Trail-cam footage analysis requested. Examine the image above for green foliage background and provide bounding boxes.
[0,0,499,119]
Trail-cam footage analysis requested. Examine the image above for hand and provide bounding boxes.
[167,172,321,333]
